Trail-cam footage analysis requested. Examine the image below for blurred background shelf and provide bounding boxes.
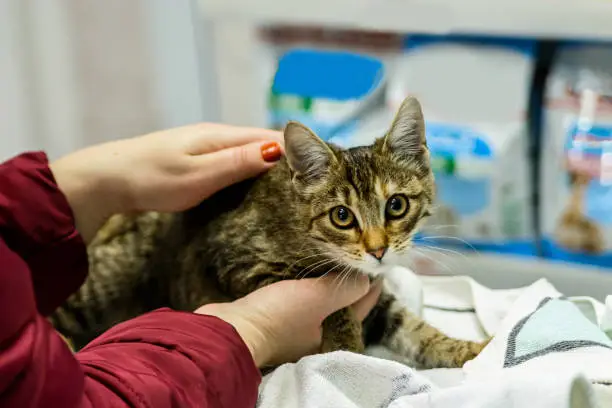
[200,0,612,41]
[4,2,611,300]
[411,252,612,301]
[197,0,612,287]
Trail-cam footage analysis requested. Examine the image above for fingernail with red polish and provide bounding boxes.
[261,141,282,163]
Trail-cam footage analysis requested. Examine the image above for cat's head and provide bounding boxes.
[284,96,434,277]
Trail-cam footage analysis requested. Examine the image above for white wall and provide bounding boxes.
[25,0,82,160]
[0,1,35,161]
[144,0,219,127]
[0,0,215,161]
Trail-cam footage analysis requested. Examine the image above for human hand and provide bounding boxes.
[50,123,282,241]
[195,275,383,368]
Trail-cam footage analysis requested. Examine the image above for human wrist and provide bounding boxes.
[195,304,271,368]
[50,150,128,242]
[232,320,270,368]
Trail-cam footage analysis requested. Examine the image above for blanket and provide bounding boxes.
[257,266,612,407]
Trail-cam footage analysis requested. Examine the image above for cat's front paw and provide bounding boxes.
[321,336,365,354]
[321,308,364,354]
[417,337,490,369]
[458,339,489,365]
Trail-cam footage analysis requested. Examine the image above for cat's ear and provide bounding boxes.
[284,121,337,181]
[382,96,428,160]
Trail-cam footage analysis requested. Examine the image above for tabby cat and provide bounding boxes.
[51,96,486,369]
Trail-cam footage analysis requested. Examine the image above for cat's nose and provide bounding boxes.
[368,247,387,261]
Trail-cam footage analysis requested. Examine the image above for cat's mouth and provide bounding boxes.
[343,254,394,278]
[315,244,397,278]
[345,246,412,278]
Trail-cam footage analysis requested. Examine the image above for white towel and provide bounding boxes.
[258,352,596,408]
[257,267,612,407]
[258,351,434,408]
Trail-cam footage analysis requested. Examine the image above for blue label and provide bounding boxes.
[268,48,385,142]
[426,122,493,158]
[272,48,385,101]
[565,122,612,156]
[425,123,493,217]
[565,122,612,226]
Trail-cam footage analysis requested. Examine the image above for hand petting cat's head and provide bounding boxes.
[284,96,434,276]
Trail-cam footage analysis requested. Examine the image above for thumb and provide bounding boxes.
[306,273,371,318]
[351,278,383,321]
[197,140,283,194]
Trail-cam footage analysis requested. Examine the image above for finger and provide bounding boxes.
[351,278,383,321]
[187,124,283,155]
[195,140,283,196]
[304,273,371,318]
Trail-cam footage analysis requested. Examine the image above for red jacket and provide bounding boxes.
[0,152,260,408]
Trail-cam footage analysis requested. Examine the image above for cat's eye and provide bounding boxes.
[385,195,409,219]
[330,206,356,229]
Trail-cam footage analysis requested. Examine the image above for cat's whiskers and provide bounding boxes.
[284,250,329,279]
[409,247,453,274]
[415,243,470,263]
[395,238,460,273]
[314,259,350,284]
[329,264,348,288]
[335,265,352,287]
[285,243,336,277]
[286,256,348,301]
[411,249,453,275]
[412,245,454,263]
[417,235,480,254]
[295,259,333,280]
[285,254,343,299]
[330,264,356,298]
[296,256,342,280]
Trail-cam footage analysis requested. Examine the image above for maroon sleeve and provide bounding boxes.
[0,152,261,408]
[77,310,260,408]
[0,152,88,316]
